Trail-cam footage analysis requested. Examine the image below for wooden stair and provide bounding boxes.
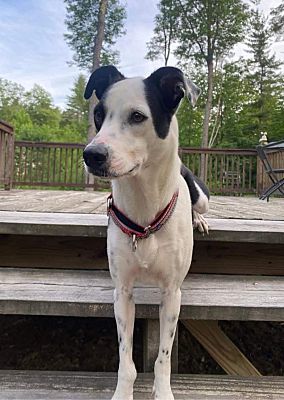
[0,268,284,321]
[1,210,284,399]
[1,371,284,399]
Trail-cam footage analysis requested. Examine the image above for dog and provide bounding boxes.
[83,65,209,400]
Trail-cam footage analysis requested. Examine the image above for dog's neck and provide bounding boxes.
[111,118,181,227]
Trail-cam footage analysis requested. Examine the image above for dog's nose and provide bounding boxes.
[83,144,109,169]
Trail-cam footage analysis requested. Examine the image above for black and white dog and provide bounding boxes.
[83,66,209,400]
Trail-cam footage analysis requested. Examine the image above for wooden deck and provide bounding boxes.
[1,371,284,399]
[0,189,283,220]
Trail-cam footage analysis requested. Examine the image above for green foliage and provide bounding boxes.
[145,0,178,65]
[174,0,249,64]
[64,0,126,70]
[270,1,284,39]
[0,76,89,143]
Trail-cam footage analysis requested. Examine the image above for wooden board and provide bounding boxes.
[182,320,261,376]
[1,211,284,243]
[191,241,284,275]
[0,235,108,269]
[0,268,283,321]
[1,190,283,221]
[0,235,283,275]
[0,371,284,399]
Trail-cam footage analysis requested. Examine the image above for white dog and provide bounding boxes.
[83,66,209,400]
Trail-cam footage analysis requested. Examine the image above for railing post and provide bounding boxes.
[0,120,14,190]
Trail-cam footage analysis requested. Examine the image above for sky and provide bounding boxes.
[0,0,283,109]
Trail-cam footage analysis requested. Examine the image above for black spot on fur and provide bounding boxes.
[170,330,175,338]
[84,65,125,100]
[143,67,187,139]
[143,79,172,139]
[93,101,106,131]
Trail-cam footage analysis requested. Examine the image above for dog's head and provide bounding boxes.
[83,65,200,178]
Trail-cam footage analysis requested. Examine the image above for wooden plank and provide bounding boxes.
[182,320,261,376]
[1,211,284,243]
[1,190,284,221]
[0,268,283,321]
[1,235,283,275]
[198,218,284,244]
[0,235,108,269]
[0,371,284,399]
[191,241,284,275]
[0,211,108,237]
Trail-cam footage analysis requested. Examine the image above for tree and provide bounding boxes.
[145,0,177,66]
[65,74,88,123]
[24,84,61,128]
[175,0,248,179]
[61,74,89,140]
[245,2,283,136]
[270,1,284,39]
[64,0,126,141]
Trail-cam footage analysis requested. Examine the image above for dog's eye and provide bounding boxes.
[94,110,103,125]
[130,111,147,124]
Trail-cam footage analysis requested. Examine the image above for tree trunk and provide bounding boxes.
[200,59,214,182]
[86,0,108,189]
[87,0,108,144]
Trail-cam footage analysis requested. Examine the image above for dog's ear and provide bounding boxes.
[146,67,200,110]
[84,65,125,100]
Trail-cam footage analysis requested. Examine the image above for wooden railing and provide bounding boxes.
[13,141,110,189]
[12,141,259,194]
[0,120,14,190]
[179,148,257,195]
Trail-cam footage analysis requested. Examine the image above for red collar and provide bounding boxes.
[107,190,179,251]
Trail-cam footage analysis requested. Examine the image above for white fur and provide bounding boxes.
[88,78,193,400]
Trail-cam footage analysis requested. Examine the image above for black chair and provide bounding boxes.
[256,139,284,201]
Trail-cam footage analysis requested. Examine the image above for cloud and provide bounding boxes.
[0,0,283,109]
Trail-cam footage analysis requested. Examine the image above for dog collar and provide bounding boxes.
[107,190,179,251]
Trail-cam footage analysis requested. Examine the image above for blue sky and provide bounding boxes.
[0,0,283,109]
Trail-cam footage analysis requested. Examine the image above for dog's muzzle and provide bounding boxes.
[83,144,109,177]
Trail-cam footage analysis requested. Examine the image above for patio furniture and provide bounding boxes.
[257,139,284,201]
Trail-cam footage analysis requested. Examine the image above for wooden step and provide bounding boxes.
[0,268,283,321]
[0,371,283,399]
[1,210,284,243]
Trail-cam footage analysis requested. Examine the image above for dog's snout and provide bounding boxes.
[83,144,109,168]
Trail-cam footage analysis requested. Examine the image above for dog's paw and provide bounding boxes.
[111,392,133,400]
[193,210,209,235]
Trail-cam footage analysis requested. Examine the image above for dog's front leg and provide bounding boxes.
[153,287,181,400]
[112,285,137,400]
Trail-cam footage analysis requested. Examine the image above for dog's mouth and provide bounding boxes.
[86,164,140,179]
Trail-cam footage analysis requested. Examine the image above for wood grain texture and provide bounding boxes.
[0,235,283,275]
[191,241,284,275]
[0,190,283,221]
[0,268,283,321]
[1,211,284,243]
[0,235,108,269]
[0,371,284,399]
[182,320,261,376]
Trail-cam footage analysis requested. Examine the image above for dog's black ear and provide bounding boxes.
[84,65,125,100]
[146,67,200,110]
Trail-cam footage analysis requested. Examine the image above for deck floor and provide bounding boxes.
[0,189,283,220]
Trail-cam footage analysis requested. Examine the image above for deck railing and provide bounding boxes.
[179,148,257,194]
[0,120,14,190]
[12,140,259,194]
